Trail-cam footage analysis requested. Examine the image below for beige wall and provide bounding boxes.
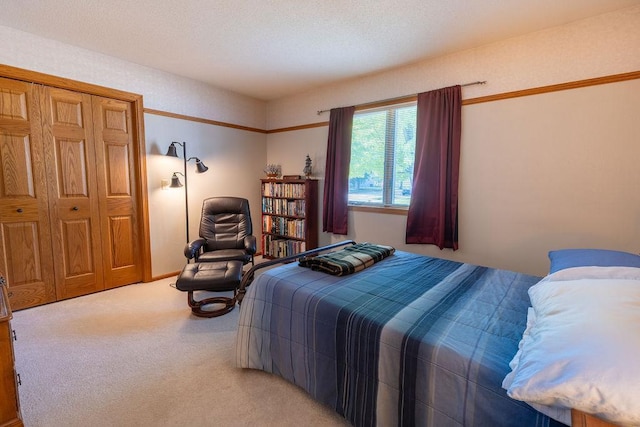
[266,6,640,276]
[0,24,268,278]
[145,114,265,276]
[459,79,640,274]
[268,79,640,276]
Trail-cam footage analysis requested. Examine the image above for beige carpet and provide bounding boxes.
[11,278,350,427]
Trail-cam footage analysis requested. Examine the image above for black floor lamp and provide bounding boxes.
[166,141,209,243]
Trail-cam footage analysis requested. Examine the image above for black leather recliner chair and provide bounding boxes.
[184,197,256,265]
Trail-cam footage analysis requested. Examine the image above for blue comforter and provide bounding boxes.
[236,250,565,427]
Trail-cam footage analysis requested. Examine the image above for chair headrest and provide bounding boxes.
[201,197,250,216]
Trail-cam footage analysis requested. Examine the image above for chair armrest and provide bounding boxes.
[244,235,257,255]
[184,238,206,260]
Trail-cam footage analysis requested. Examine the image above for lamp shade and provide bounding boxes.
[169,172,183,187]
[194,158,209,173]
[166,143,179,157]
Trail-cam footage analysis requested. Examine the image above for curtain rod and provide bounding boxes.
[316,80,487,115]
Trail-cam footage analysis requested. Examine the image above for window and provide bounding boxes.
[348,103,416,207]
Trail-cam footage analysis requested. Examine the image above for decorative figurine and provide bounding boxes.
[264,164,281,178]
[303,155,312,178]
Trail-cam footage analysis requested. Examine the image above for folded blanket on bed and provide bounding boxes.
[298,242,395,276]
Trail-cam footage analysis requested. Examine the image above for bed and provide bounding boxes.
[235,243,640,427]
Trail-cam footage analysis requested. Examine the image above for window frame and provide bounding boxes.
[347,101,417,209]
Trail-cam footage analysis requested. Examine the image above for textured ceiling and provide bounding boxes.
[1,0,638,100]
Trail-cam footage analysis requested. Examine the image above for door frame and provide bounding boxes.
[0,64,153,282]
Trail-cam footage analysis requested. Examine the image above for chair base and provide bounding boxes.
[175,261,243,317]
[186,291,236,318]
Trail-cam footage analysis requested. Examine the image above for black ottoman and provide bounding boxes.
[175,261,243,317]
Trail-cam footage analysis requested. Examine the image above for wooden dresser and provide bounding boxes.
[572,409,620,427]
[0,277,22,427]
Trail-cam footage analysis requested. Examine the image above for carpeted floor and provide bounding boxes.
[11,278,350,426]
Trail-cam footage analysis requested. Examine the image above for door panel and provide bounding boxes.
[0,77,56,309]
[61,219,94,276]
[56,138,89,197]
[40,86,104,300]
[105,143,130,196]
[92,97,141,288]
[1,134,35,197]
[109,216,134,267]
[1,222,42,284]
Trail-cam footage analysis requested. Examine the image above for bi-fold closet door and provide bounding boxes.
[0,78,142,310]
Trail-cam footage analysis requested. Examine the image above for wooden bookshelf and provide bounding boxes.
[261,179,318,259]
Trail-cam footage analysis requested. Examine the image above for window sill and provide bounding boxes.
[348,204,408,216]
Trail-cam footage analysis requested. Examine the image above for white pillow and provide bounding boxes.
[504,267,640,426]
[503,308,571,426]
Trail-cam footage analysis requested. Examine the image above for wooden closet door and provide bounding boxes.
[92,96,141,289]
[39,86,104,300]
[0,78,56,309]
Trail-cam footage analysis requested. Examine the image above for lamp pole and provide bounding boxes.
[180,142,189,244]
[167,141,208,245]
[168,141,189,243]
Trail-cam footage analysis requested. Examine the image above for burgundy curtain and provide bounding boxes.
[323,106,355,235]
[406,85,462,249]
